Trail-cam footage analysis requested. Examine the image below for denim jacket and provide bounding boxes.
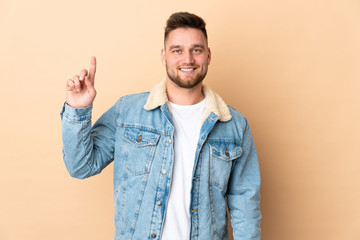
[61,81,261,240]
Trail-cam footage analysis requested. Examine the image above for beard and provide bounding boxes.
[166,64,208,89]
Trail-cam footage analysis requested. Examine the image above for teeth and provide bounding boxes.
[180,68,195,72]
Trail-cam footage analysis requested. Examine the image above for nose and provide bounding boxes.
[183,50,195,64]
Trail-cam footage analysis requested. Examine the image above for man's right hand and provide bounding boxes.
[66,56,97,108]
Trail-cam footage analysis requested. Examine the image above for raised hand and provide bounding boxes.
[66,56,97,108]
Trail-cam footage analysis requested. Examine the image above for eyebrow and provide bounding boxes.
[168,44,206,50]
[169,45,181,50]
[192,44,205,49]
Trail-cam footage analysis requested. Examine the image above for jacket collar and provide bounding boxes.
[143,80,232,122]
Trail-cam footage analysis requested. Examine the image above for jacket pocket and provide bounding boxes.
[209,141,242,189]
[121,127,160,175]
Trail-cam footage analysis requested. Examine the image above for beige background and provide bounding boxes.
[1,0,359,239]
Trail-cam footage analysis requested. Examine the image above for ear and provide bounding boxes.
[207,47,212,65]
[161,49,166,66]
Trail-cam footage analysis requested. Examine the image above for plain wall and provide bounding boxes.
[1,0,359,239]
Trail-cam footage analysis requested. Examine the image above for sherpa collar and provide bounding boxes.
[143,80,232,122]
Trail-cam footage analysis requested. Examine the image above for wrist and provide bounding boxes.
[65,101,93,109]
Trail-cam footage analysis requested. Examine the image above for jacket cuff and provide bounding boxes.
[60,102,93,122]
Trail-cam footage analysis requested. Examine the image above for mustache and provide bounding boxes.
[178,64,199,68]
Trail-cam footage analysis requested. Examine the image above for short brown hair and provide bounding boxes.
[164,12,208,45]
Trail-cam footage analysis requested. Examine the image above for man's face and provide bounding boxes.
[161,28,211,89]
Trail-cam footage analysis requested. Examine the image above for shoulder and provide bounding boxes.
[120,92,149,102]
[113,92,150,108]
[207,105,250,143]
[211,105,252,140]
[101,92,150,118]
[227,105,249,128]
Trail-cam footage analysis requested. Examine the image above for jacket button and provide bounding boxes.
[162,169,167,174]
[151,233,156,238]
[157,201,162,206]
[168,139,172,144]
[225,148,230,157]
[137,134,142,143]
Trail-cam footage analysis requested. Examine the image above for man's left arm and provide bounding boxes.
[227,118,261,240]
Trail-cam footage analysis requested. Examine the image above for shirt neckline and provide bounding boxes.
[169,98,206,110]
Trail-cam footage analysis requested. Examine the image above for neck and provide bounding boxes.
[166,79,205,105]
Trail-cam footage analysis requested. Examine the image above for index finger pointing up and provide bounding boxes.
[89,56,97,82]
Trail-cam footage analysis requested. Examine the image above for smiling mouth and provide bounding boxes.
[179,67,197,72]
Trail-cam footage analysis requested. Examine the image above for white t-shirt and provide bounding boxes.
[161,98,206,240]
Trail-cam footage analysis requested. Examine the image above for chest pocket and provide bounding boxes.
[209,141,242,190]
[122,127,160,175]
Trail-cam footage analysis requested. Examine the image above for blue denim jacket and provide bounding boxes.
[61,81,261,240]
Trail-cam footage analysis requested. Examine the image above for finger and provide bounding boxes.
[84,76,94,88]
[73,75,81,92]
[84,76,96,97]
[88,56,96,82]
[66,79,75,91]
[79,69,88,81]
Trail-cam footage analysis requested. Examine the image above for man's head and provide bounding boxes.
[164,12,208,46]
[162,12,211,89]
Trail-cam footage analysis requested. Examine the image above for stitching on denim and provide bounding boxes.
[129,174,149,239]
[206,138,240,144]
[120,173,127,235]
[208,176,218,238]
[81,119,92,177]
[123,136,158,176]
[117,123,171,136]
[209,145,224,190]
[122,130,160,147]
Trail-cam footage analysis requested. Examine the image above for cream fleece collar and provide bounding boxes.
[143,80,232,122]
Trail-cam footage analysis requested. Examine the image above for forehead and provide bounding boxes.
[165,28,207,49]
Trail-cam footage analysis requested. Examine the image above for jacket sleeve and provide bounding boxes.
[226,118,261,239]
[60,100,119,179]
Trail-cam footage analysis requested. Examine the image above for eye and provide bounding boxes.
[193,49,202,53]
[173,49,181,54]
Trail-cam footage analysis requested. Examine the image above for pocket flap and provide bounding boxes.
[210,141,242,161]
[123,127,160,147]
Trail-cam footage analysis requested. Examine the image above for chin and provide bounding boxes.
[172,78,203,89]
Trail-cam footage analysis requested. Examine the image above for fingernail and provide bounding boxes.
[80,76,84,80]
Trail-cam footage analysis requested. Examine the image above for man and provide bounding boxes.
[61,12,261,240]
